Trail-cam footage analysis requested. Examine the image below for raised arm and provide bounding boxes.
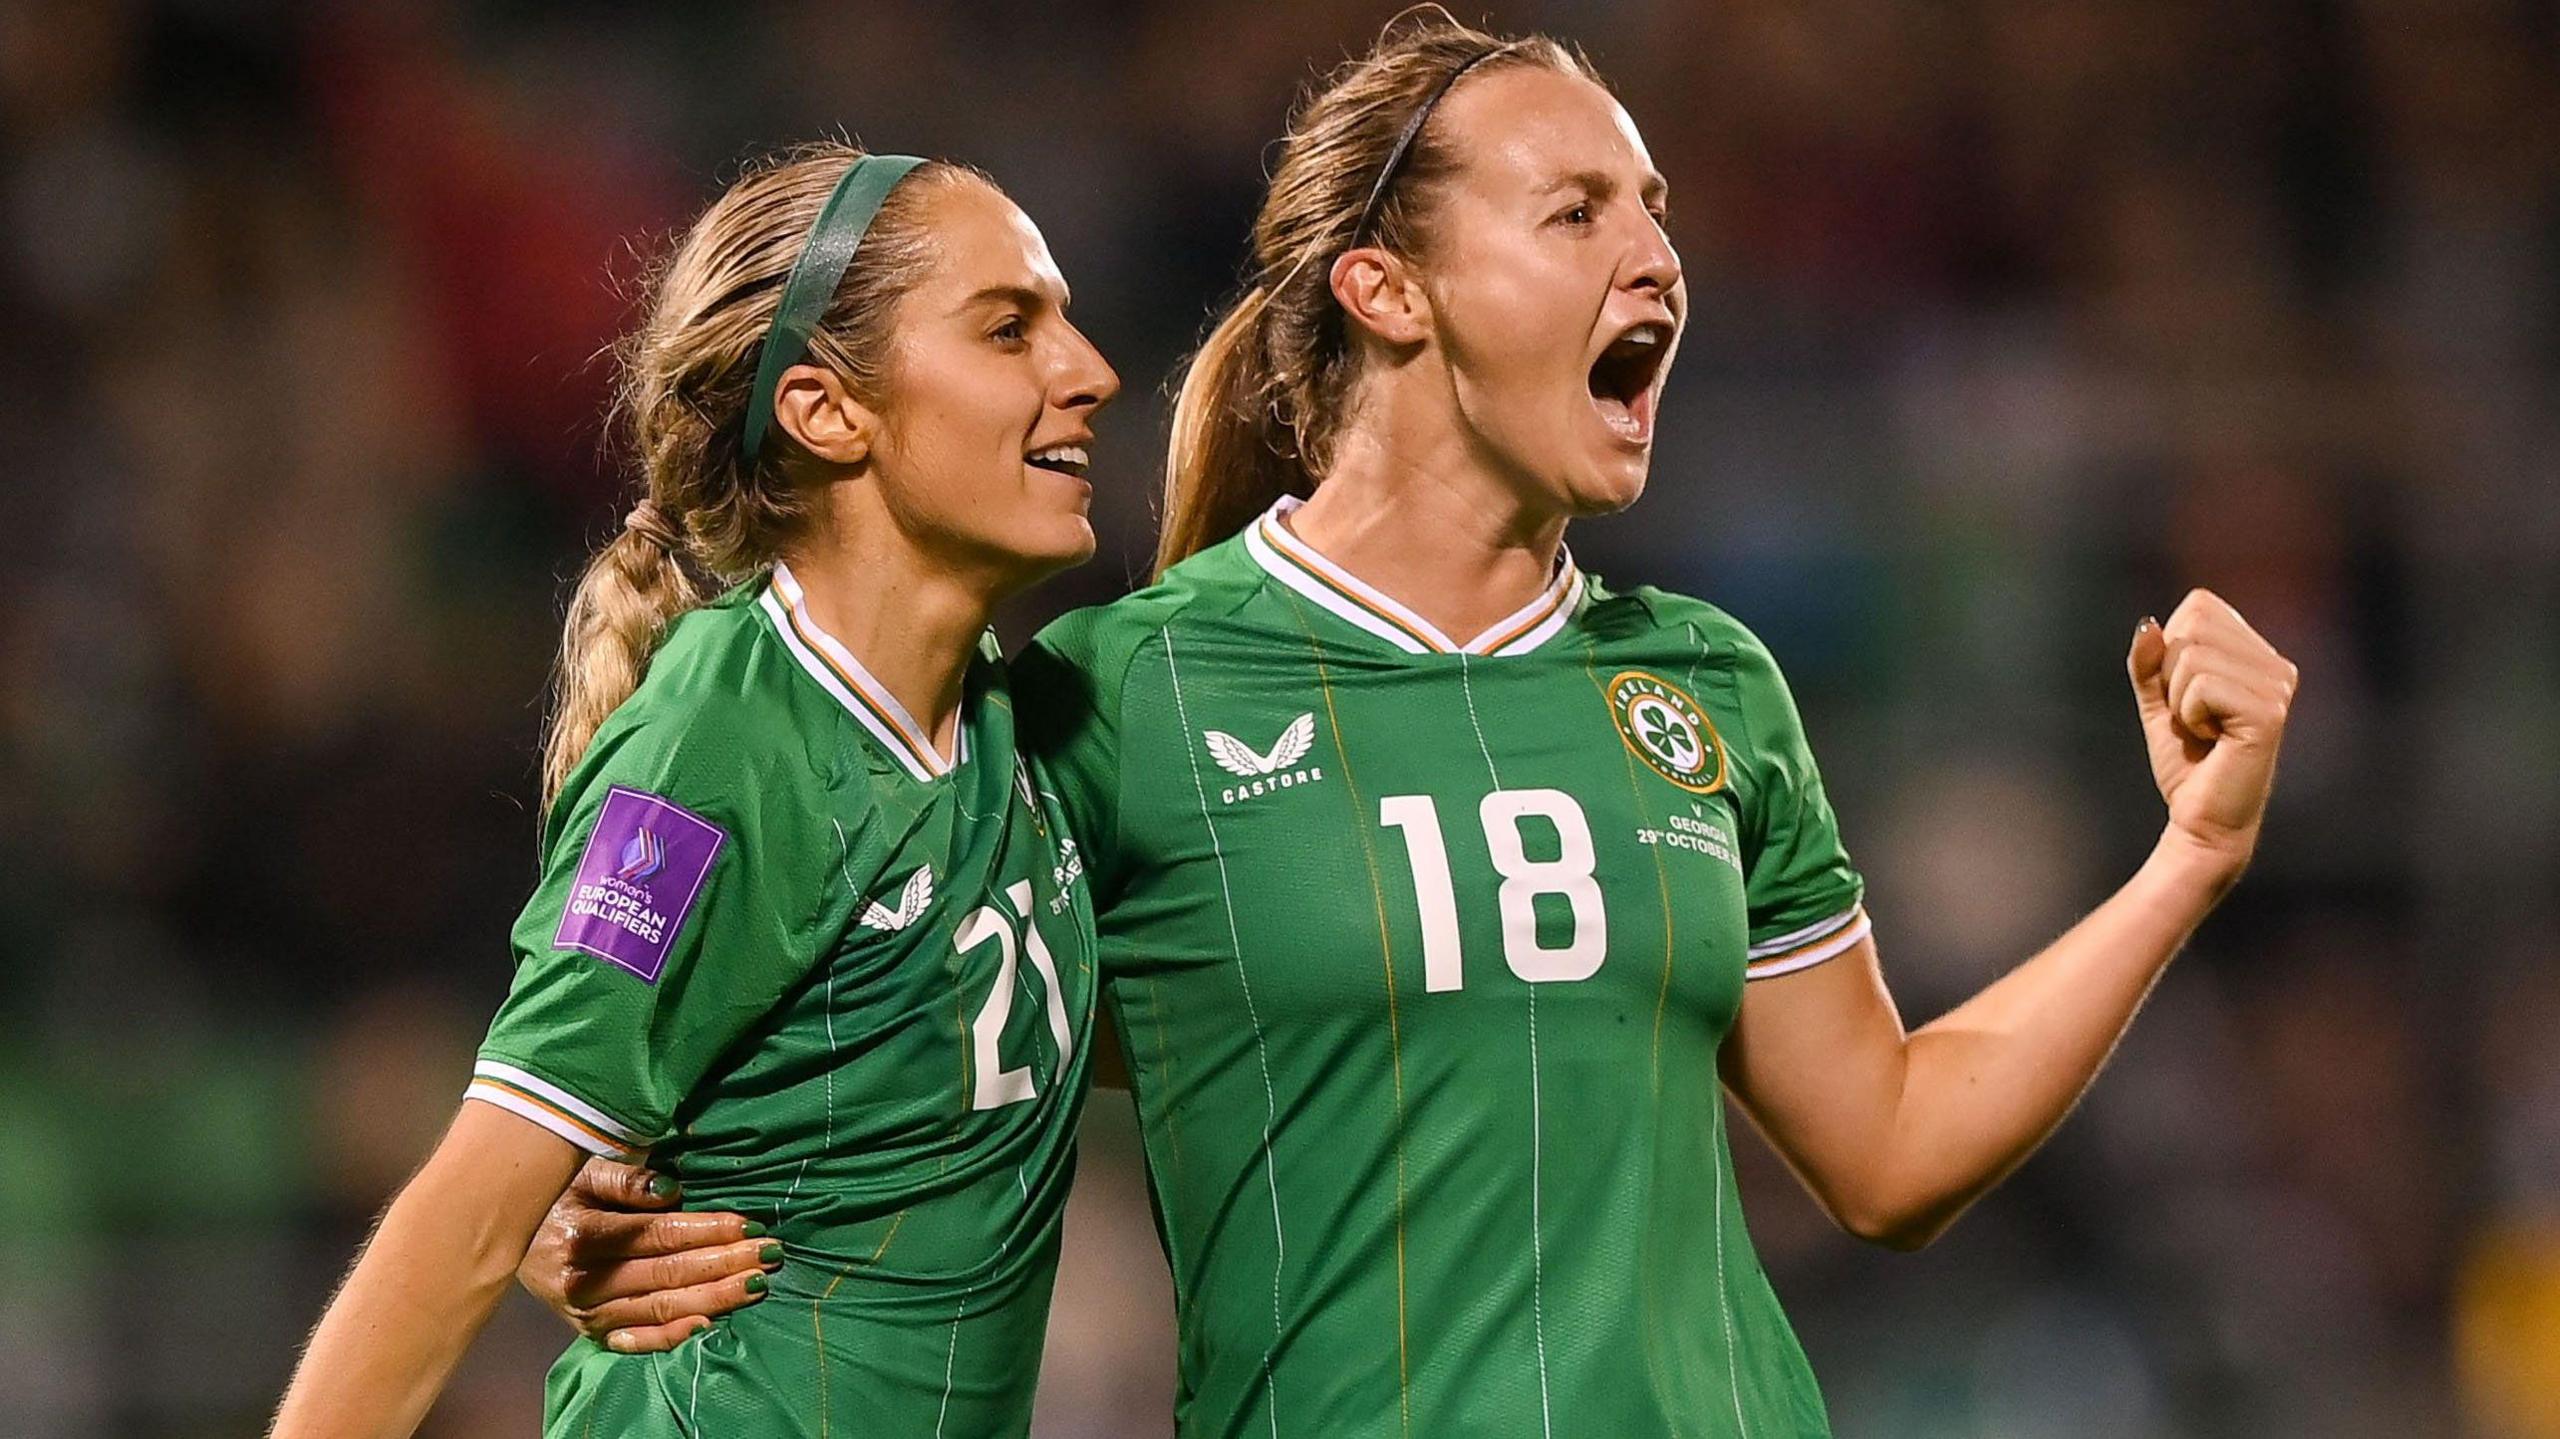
[270,1104,586,1439]
[1722,590,2296,1249]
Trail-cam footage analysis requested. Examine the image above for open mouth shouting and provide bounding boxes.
[1587,318,1673,447]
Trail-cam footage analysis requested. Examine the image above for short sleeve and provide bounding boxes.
[1015,608,1135,903]
[466,714,838,1155]
[1722,627,1868,981]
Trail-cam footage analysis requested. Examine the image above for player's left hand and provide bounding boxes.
[2126,589,2298,874]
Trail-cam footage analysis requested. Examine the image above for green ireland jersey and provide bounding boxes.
[1015,499,1865,1439]
[471,563,1096,1439]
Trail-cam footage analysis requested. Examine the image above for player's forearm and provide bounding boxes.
[1862,832,2238,1246]
[271,1198,516,1438]
[272,1108,582,1439]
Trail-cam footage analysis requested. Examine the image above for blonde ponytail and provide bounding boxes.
[541,518,706,805]
[1157,288,1311,574]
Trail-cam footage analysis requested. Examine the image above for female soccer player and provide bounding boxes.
[530,16,2299,1437]
[269,143,1118,1438]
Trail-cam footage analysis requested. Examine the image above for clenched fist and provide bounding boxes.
[2127,589,2298,875]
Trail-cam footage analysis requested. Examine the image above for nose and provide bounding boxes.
[1623,209,1682,302]
[1054,324,1121,415]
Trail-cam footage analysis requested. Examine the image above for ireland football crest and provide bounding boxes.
[1604,671,1727,794]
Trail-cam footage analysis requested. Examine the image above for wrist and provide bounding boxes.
[2146,825,2252,905]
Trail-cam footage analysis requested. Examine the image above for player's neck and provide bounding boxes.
[780,522,994,764]
[1296,417,1569,645]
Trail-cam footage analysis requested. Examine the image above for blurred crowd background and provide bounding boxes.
[3,0,2555,1435]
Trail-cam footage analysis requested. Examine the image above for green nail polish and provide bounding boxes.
[645,1173,679,1200]
[741,1220,768,1238]
[759,1241,785,1266]
[745,1274,768,1296]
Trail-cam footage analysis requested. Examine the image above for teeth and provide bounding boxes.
[1618,324,1667,349]
[1027,444,1089,469]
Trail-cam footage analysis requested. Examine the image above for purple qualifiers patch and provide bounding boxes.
[553,786,727,983]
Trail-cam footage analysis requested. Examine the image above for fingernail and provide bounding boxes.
[759,1241,785,1266]
[646,1174,679,1200]
[741,1220,768,1238]
[606,1334,632,1353]
[745,1274,768,1296]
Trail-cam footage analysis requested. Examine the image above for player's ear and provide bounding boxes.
[1330,248,1430,348]
[773,365,876,465]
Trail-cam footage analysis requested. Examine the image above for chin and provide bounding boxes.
[1564,457,1651,516]
[1022,513,1098,570]
[969,516,1094,596]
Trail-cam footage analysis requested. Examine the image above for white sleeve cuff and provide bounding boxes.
[1744,905,1870,981]
[462,1059,650,1159]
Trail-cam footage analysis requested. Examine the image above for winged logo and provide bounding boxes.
[860,864,936,933]
[1204,713,1316,778]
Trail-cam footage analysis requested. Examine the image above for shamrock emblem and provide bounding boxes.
[1605,671,1727,795]
[1635,699,1700,769]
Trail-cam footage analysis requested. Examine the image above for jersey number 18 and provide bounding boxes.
[1379,789,1608,991]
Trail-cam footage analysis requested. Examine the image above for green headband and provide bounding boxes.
[742,153,929,462]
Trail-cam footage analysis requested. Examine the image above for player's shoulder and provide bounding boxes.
[559,584,850,826]
[1023,536,1261,682]
[608,591,798,745]
[1585,579,1785,672]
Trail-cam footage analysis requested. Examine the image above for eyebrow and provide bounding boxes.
[951,282,1070,317]
[1541,168,1671,206]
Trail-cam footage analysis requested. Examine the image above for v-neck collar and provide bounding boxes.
[757,563,968,783]
[1242,496,1584,657]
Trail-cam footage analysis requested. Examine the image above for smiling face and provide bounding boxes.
[861,181,1120,588]
[1406,66,1684,517]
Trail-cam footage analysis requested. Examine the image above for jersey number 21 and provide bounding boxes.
[954,881,1075,1110]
